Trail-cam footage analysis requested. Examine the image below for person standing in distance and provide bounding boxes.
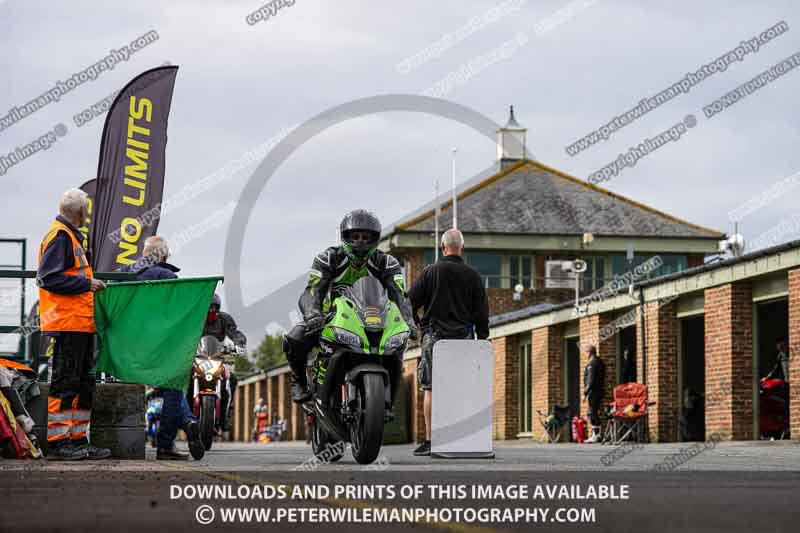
[583,345,606,443]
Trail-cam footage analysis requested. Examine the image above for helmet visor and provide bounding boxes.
[343,230,379,257]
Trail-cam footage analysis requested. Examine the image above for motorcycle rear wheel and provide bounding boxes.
[349,373,384,465]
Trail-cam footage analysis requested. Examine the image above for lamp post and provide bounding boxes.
[451,147,458,229]
[434,177,440,262]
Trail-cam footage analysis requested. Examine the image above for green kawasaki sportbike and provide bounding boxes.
[303,276,410,464]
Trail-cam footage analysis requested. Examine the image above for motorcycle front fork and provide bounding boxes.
[338,381,395,423]
[192,378,222,421]
[193,378,200,416]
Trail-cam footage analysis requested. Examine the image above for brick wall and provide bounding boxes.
[487,288,574,316]
[398,250,425,291]
[638,300,679,442]
[531,324,564,441]
[492,335,520,439]
[403,357,425,443]
[688,254,705,268]
[789,269,800,440]
[290,391,306,442]
[243,382,252,441]
[268,373,279,420]
[704,282,753,440]
[277,373,293,438]
[579,314,617,422]
[234,387,243,441]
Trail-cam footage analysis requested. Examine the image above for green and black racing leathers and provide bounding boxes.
[283,246,415,400]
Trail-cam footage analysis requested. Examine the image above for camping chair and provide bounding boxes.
[536,405,571,443]
[759,379,790,439]
[606,383,652,444]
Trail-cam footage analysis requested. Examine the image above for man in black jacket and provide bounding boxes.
[583,345,606,443]
[408,228,489,456]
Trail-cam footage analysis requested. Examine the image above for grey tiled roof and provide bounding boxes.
[398,161,722,238]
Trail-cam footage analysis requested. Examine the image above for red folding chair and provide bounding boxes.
[607,383,652,444]
[760,379,790,439]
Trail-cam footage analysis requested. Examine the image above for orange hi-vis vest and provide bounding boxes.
[37,219,95,333]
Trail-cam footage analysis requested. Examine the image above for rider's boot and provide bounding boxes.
[284,332,312,403]
[291,374,312,403]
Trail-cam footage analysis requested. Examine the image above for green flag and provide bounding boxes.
[95,277,222,391]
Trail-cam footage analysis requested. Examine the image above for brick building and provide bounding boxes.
[483,240,800,443]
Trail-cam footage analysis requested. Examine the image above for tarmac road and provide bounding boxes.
[2,440,800,533]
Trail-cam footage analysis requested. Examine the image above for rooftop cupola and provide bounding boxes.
[497,105,528,169]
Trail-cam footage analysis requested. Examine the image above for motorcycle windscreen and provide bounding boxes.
[197,335,223,357]
[346,277,388,329]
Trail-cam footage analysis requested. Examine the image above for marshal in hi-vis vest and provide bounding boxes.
[37,219,95,333]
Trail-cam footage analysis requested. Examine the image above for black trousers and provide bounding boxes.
[283,323,319,383]
[46,333,95,446]
[587,398,602,427]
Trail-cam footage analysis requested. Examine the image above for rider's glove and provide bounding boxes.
[408,324,419,341]
[305,313,326,334]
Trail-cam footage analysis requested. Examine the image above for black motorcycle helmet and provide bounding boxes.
[340,209,381,261]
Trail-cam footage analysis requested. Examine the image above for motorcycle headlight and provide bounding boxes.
[205,373,214,382]
[384,332,409,353]
[333,327,363,350]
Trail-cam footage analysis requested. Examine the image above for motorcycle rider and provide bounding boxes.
[201,294,246,434]
[283,209,416,403]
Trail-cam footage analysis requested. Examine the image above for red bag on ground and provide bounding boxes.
[571,416,587,443]
[0,392,39,459]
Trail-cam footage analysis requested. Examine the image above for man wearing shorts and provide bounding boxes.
[408,229,489,456]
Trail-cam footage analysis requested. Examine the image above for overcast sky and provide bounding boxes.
[2,0,799,343]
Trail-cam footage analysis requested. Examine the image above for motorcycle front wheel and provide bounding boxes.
[311,415,344,463]
[349,373,384,465]
[200,395,215,450]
